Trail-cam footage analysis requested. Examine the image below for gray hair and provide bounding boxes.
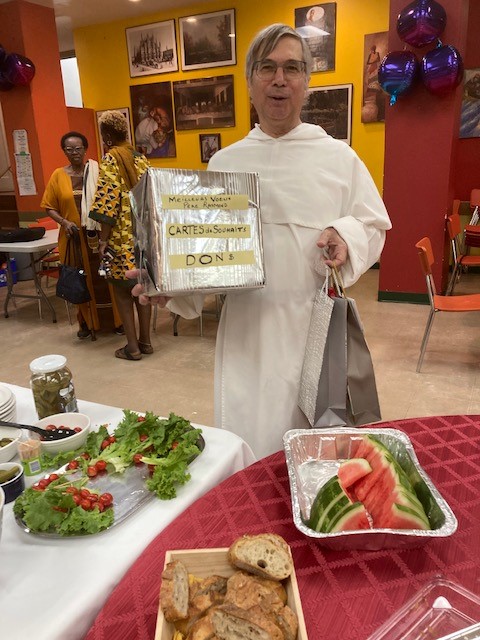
[245,23,312,82]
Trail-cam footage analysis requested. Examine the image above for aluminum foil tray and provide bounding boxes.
[130,167,265,296]
[283,428,458,550]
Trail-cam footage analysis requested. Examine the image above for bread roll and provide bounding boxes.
[209,604,284,640]
[228,534,293,581]
[160,560,189,622]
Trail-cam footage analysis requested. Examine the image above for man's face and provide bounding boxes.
[151,108,170,130]
[248,36,308,138]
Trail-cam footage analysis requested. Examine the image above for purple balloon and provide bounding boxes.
[378,51,419,105]
[421,44,464,96]
[397,0,447,48]
[0,70,14,92]
[3,53,35,86]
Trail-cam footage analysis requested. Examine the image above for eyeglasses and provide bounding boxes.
[254,59,306,80]
[64,146,85,154]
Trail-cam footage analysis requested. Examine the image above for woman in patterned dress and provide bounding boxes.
[89,111,152,360]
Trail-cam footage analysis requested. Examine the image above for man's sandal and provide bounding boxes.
[115,346,142,361]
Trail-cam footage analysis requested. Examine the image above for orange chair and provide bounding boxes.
[446,201,480,295]
[468,188,480,225]
[415,237,480,372]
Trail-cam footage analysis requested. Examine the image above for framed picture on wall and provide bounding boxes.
[179,9,236,71]
[173,75,235,130]
[459,69,480,138]
[125,19,178,78]
[301,84,352,145]
[199,133,221,163]
[294,3,337,72]
[129,82,176,158]
[362,32,388,124]
[95,107,132,155]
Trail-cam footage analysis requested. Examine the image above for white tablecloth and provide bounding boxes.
[0,384,256,640]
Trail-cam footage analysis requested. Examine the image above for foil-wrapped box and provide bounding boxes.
[130,167,265,295]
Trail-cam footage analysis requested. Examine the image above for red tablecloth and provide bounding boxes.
[85,416,480,640]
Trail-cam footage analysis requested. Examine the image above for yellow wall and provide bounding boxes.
[75,0,389,191]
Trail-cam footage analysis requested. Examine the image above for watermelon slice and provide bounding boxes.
[308,477,352,532]
[338,458,372,499]
[326,501,370,533]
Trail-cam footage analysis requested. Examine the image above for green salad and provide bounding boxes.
[14,410,203,536]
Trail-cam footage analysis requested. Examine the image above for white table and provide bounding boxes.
[0,384,256,640]
[0,228,59,322]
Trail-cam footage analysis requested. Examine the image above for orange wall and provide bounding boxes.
[67,107,99,162]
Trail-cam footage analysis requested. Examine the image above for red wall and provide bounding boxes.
[379,0,469,299]
[453,0,480,201]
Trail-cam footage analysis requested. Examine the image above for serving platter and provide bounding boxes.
[15,433,205,538]
[283,428,457,550]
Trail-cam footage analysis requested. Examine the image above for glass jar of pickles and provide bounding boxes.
[29,355,78,419]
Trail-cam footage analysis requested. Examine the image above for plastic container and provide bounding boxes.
[29,355,78,420]
[17,436,42,476]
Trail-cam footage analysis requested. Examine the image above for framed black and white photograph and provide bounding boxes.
[460,69,480,138]
[129,82,176,158]
[179,9,236,71]
[199,133,221,163]
[301,84,352,145]
[96,108,132,155]
[295,3,337,72]
[126,19,178,78]
[173,75,235,130]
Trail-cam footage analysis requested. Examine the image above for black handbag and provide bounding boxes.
[0,227,46,242]
[56,232,91,305]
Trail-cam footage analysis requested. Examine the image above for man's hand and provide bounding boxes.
[316,227,348,268]
[125,269,170,307]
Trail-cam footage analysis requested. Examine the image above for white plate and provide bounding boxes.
[0,385,14,409]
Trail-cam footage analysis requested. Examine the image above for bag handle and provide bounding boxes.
[330,263,346,298]
[64,230,84,269]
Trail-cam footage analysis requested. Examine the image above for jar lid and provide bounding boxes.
[29,354,67,374]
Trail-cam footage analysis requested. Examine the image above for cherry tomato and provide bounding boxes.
[80,489,91,498]
[139,434,148,442]
[49,473,60,482]
[137,416,146,422]
[101,439,110,450]
[45,424,56,431]
[99,493,113,507]
[38,479,49,490]
[32,483,42,491]
[81,452,90,460]
[87,466,97,477]
[108,436,116,444]
[133,453,143,464]
[65,486,77,494]
[80,499,93,511]
[74,427,82,433]
[95,501,105,512]
[95,460,107,472]
[171,441,179,450]
[73,494,82,505]
[67,459,79,470]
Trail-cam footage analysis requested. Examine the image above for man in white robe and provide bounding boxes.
[130,24,391,459]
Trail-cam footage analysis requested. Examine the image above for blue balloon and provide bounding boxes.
[378,50,420,105]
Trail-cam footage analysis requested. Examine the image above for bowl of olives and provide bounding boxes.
[0,462,24,503]
[0,426,21,463]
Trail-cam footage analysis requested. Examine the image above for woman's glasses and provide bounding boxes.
[254,59,306,80]
[64,146,85,154]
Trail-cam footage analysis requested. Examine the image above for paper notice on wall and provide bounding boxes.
[14,153,37,196]
[13,129,30,154]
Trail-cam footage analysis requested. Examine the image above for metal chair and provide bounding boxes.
[415,237,480,372]
[446,200,480,295]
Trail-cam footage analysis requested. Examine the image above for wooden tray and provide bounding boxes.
[154,547,308,640]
